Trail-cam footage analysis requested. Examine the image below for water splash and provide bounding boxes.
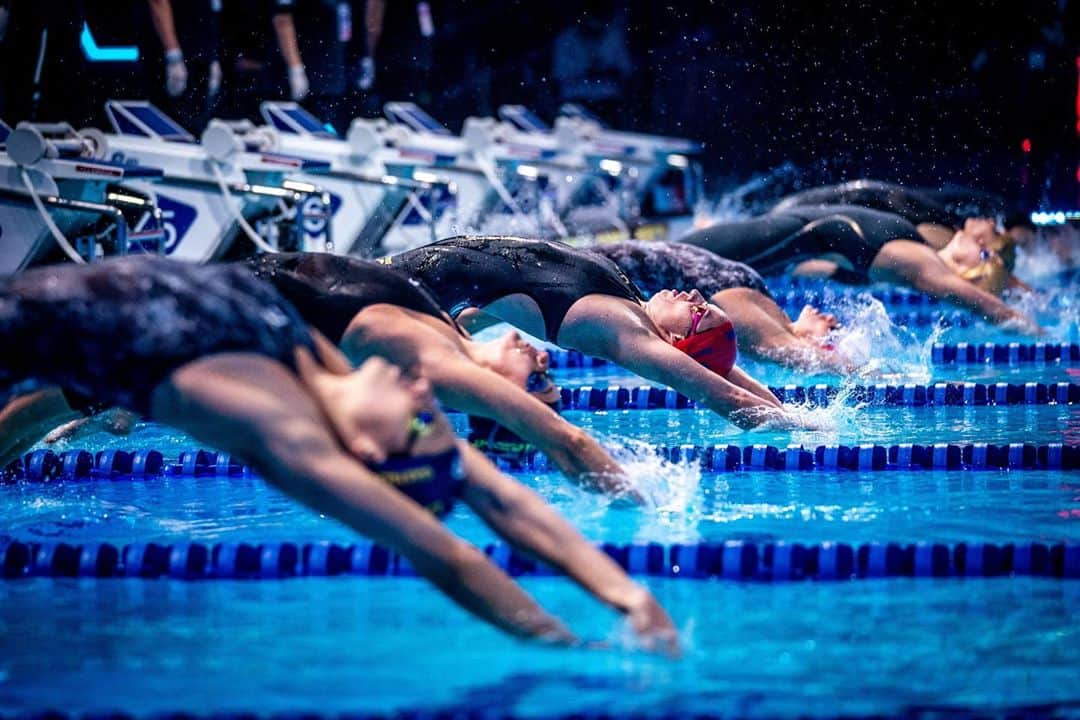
[824,293,945,383]
[694,162,800,224]
[1005,279,1080,343]
[600,436,704,544]
[1015,227,1080,283]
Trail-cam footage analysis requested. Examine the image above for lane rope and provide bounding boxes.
[4,442,1075,483]
[3,538,1078,581]
[554,381,1079,410]
[547,343,1080,369]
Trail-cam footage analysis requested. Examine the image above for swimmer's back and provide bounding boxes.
[387,236,644,342]
[244,252,454,342]
[679,205,921,279]
[589,241,772,298]
[0,256,315,415]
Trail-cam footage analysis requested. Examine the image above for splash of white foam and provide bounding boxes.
[694,162,800,224]
[825,293,945,383]
[598,437,704,544]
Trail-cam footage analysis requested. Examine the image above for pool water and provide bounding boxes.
[2,466,1076,547]
[3,578,1080,718]
[2,279,1078,718]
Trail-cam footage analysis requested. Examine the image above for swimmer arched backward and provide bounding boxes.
[679,205,1040,333]
[389,236,804,430]
[0,256,677,651]
[589,241,851,374]
[242,252,628,495]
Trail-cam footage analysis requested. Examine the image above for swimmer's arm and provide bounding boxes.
[720,296,852,373]
[1007,276,1034,293]
[274,444,575,644]
[607,330,783,428]
[146,0,181,54]
[419,352,629,494]
[886,243,1037,329]
[724,366,779,404]
[271,8,303,69]
[740,320,852,374]
[458,442,678,654]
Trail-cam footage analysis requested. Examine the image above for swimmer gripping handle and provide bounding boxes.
[546,343,1080,369]
[556,381,1078,410]
[6,442,1075,484]
[3,538,1079,581]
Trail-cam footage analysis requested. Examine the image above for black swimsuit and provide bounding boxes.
[589,241,772,299]
[772,180,1015,228]
[387,236,644,342]
[679,205,922,281]
[0,257,316,416]
[243,253,457,343]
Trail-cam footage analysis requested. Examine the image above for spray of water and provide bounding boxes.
[694,162,800,225]
[824,293,947,383]
[590,436,705,544]
[1015,227,1080,283]
[1004,278,1080,343]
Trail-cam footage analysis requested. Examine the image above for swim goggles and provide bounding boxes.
[526,370,555,394]
[405,411,435,453]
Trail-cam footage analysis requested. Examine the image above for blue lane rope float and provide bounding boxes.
[553,381,1079,411]
[3,442,1075,483]
[548,343,1080,369]
[3,538,1079,581]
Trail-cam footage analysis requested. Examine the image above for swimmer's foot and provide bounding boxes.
[792,305,839,341]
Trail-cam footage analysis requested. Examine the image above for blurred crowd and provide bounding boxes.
[1,0,1079,206]
[0,0,415,134]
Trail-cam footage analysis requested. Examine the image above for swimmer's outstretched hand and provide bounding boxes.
[1000,312,1044,337]
[626,589,681,658]
[732,405,825,431]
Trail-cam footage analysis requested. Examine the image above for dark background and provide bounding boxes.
[2,0,1078,209]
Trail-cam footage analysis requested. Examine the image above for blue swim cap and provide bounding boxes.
[372,446,467,518]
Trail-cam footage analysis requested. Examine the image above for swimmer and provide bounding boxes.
[386,236,801,430]
[243,252,626,494]
[678,205,1040,333]
[769,180,1035,290]
[0,256,678,651]
[589,242,849,373]
[771,179,1035,250]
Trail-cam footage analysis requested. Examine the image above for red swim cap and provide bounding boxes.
[673,318,738,376]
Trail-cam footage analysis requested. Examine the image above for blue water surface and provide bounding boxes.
[2,578,1080,718]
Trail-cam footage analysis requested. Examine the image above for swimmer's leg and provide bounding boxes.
[791,259,840,278]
